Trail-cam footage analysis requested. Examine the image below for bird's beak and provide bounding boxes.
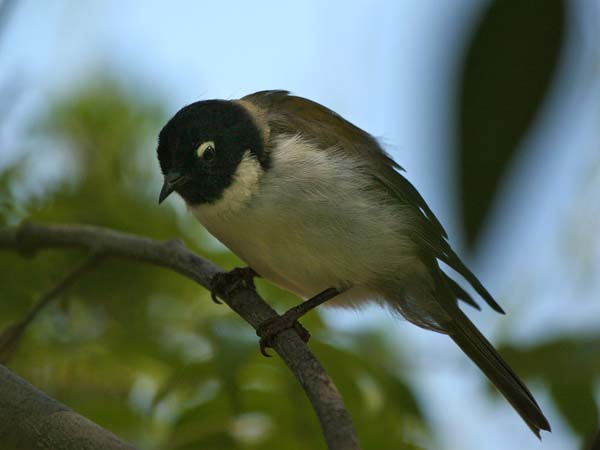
[159,171,187,204]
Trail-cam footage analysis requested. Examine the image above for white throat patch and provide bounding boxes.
[193,150,262,217]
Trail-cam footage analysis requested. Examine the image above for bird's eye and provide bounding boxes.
[197,141,216,161]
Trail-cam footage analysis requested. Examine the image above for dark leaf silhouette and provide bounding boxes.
[457,0,566,246]
[500,336,600,439]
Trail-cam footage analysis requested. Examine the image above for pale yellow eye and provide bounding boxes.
[196,141,216,160]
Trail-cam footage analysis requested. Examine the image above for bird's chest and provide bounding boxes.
[191,196,345,297]
[188,135,415,301]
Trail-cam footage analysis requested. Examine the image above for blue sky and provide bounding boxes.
[1,1,599,449]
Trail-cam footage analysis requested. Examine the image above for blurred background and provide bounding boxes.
[0,1,599,449]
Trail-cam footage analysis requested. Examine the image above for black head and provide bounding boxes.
[157,100,267,205]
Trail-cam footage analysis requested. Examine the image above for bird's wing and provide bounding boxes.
[244,92,550,436]
[243,90,503,313]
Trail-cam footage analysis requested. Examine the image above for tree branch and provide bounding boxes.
[0,222,361,450]
[0,364,138,450]
[0,254,101,363]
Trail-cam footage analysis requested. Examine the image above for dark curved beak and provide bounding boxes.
[158,171,187,204]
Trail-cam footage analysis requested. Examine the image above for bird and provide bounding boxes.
[156,90,550,437]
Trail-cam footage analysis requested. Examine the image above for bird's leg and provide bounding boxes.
[257,287,340,356]
[210,267,259,304]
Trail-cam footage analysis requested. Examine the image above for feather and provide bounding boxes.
[243,90,503,313]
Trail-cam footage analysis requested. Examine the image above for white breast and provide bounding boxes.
[190,135,418,306]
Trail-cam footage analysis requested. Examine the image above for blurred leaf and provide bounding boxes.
[171,431,236,450]
[0,321,26,362]
[1,75,428,449]
[457,0,566,246]
[499,335,600,439]
[313,333,428,449]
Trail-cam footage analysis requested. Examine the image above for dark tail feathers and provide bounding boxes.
[445,307,551,437]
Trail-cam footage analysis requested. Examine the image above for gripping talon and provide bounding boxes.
[209,267,257,304]
[293,321,311,343]
[210,291,222,304]
[256,314,311,357]
[259,338,273,357]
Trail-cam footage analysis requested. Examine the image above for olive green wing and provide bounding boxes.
[243,90,503,313]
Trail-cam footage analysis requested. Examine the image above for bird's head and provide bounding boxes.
[157,100,267,205]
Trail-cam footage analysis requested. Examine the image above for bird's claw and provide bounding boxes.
[210,267,257,304]
[256,313,311,357]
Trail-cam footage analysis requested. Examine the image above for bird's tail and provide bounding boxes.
[444,306,551,437]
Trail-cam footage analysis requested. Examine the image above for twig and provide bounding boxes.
[0,254,101,363]
[0,222,361,450]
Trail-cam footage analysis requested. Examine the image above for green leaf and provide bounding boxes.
[456,0,566,246]
[499,335,600,438]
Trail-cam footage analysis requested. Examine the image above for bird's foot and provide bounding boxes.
[256,312,311,357]
[210,267,258,304]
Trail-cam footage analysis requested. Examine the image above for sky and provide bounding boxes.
[0,1,599,449]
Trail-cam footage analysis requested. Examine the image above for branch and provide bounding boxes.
[0,254,101,362]
[0,364,137,450]
[0,222,361,450]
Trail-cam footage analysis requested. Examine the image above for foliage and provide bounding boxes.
[500,336,600,440]
[457,0,566,247]
[1,0,597,448]
[0,79,427,450]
